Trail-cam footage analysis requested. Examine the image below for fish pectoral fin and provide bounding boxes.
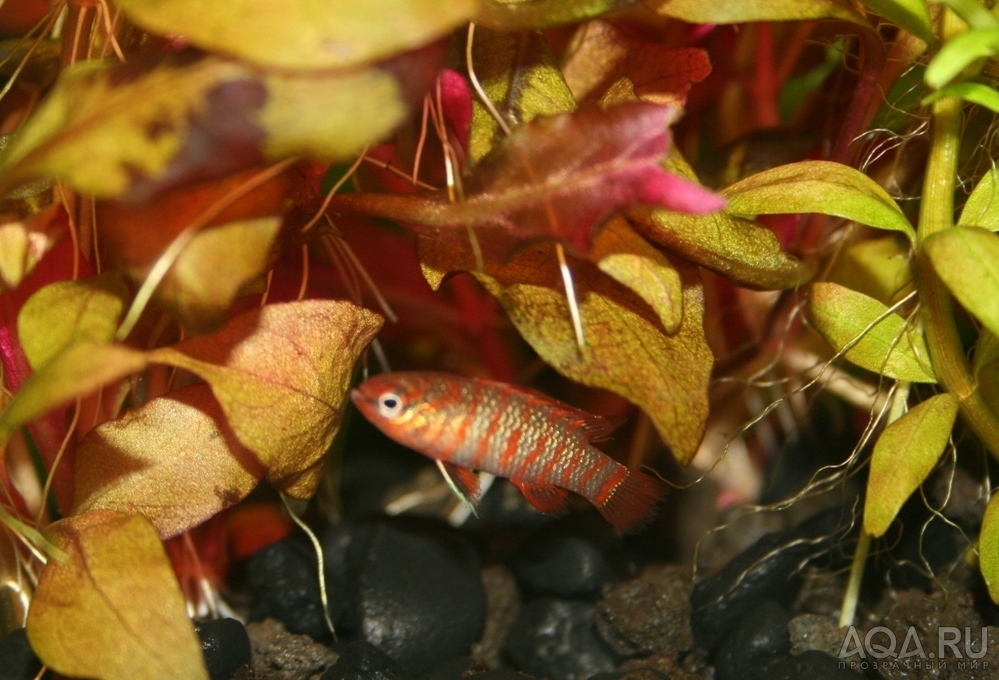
[513,482,570,515]
[438,460,482,505]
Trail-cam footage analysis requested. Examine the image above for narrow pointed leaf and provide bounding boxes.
[925,27,999,88]
[475,0,640,30]
[922,82,999,112]
[924,226,999,339]
[863,393,958,537]
[116,0,474,69]
[960,166,999,230]
[592,217,683,333]
[147,301,382,497]
[0,343,148,443]
[331,103,725,260]
[18,272,130,370]
[809,282,935,382]
[421,240,712,464]
[73,385,264,539]
[723,161,915,241]
[27,511,208,680]
[860,0,932,43]
[653,0,868,24]
[980,493,999,602]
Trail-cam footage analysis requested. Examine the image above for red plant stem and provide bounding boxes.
[750,23,779,129]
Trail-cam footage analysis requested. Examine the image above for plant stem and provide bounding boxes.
[917,12,999,461]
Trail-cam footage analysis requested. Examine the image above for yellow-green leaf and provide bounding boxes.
[148,300,383,497]
[27,511,208,680]
[18,272,130,370]
[859,0,932,43]
[924,226,999,339]
[825,234,914,306]
[421,240,712,464]
[475,0,639,30]
[0,206,60,292]
[116,0,475,69]
[863,393,958,537]
[592,216,682,334]
[723,161,915,241]
[981,492,999,602]
[0,343,148,443]
[73,385,264,539]
[959,166,999,230]
[653,0,868,24]
[809,282,935,382]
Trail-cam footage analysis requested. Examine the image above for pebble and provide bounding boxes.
[246,618,337,680]
[0,628,42,680]
[594,564,693,658]
[765,650,860,679]
[505,598,616,680]
[587,671,670,680]
[510,517,627,598]
[713,600,791,680]
[195,618,252,680]
[333,518,486,675]
[787,613,846,658]
[247,539,330,641]
[321,641,405,680]
[471,565,521,669]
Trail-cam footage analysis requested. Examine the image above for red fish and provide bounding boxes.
[350,372,666,533]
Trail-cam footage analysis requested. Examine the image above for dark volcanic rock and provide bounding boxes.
[320,641,405,680]
[333,518,486,675]
[247,539,330,641]
[594,564,694,658]
[511,517,627,597]
[588,671,670,680]
[713,600,792,680]
[195,618,253,680]
[767,650,860,679]
[505,598,616,680]
[0,628,42,680]
[246,618,337,680]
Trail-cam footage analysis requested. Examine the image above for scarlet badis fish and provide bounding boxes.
[351,372,666,533]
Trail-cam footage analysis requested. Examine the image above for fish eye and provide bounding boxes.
[376,391,405,419]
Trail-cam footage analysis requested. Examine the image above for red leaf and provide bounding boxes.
[329,102,724,260]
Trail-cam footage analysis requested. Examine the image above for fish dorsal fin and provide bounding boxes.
[513,482,570,515]
[437,460,482,509]
[511,384,621,442]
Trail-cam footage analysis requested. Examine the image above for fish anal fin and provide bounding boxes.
[439,461,481,504]
[514,482,570,515]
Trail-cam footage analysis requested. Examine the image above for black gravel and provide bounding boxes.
[505,598,617,680]
[195,618,252,680]
[0,628,42,680]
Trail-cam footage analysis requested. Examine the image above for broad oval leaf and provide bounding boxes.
[959,166,999,230]
[0,343,149,443]
[825,235,914,306]
[863,393,958,537]
[116,0,475,69]
[723,161,915,241]
[421,240,712,465]
[27,511,208,680]
[475,0,639,30]
[653,0,868,24]
[18,272,130,370]
[924,226,999,339]
[73,385,264,539]
[147,300,383,497]
[809,282,936,382]
[981,492,999,602]
[860,0,932,43]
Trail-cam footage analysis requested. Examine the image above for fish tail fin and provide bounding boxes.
[597,469,667,533]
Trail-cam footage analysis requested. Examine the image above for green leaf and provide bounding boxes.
[863,393,958,537]
[420,240,713,465]
[924,27,999,89]
[27,511,208,680]
[937,0,998,30]
[652,0,868,24]
[73,386,264,539]
[825,235,914,306]
[980,492,999,602]
[975,332,999,417]
[147,300,383,498]
[809,282,936,382]
[924,226,999,339]
[723,161,915,241]
[475,0,640,30]
[0,206,60,292]
[859,0,932,43]
[960,166,999,230]
[923,81,999,112]
[115,0,475,69]
[17,272,130,370]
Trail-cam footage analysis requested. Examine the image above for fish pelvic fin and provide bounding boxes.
[596,469,667,533]
[438,460,482,509]
[513,481,571,515]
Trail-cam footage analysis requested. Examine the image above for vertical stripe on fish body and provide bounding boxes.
[350,371,666,533]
